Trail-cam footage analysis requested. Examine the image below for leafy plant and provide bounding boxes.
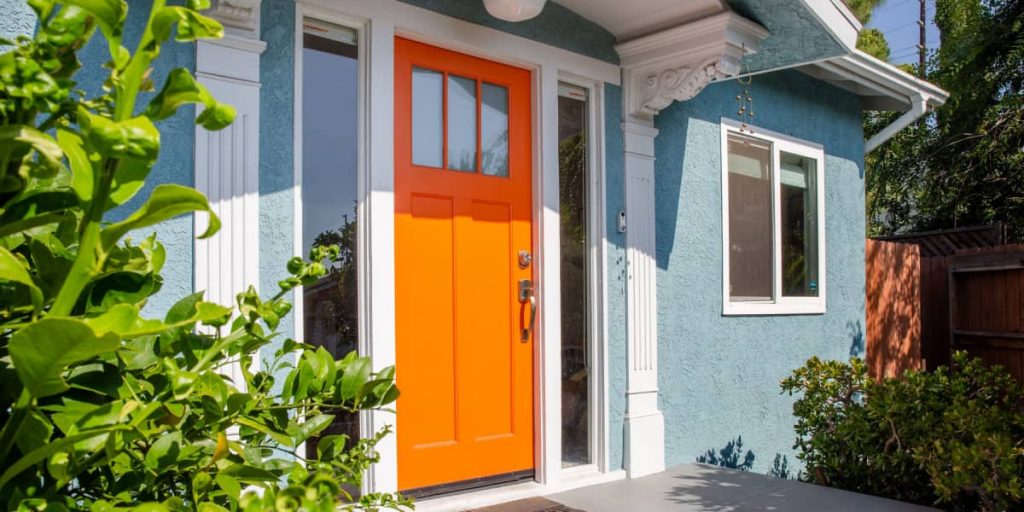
[866,0,1024,241]
[781,353,1024,511]
[0,1,406,510]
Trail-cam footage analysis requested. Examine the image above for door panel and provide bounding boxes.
[395,37,534,492]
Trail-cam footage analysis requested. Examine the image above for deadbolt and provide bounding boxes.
[518,250,532,269]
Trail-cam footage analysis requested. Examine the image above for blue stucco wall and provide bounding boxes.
[726,0,847,72]
[0,0,34,43]
[604,83,627,472]
[398,0,618,64]
[259,0,297,357]
[653,70,865,474]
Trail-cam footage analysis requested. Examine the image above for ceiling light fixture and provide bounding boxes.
[483,0,547,22]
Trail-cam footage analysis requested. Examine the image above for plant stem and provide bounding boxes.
[0,390,32,465]
[49,162,113,316]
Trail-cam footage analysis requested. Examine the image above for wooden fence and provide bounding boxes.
[946,245,1024,379]
[867,239,1024,381]
[866,239,922,378]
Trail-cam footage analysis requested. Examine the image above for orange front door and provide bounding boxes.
[394,37,535,492]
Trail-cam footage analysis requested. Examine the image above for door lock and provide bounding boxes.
[518,250,532,269]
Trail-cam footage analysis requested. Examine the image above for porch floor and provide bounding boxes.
[534,464,937,512]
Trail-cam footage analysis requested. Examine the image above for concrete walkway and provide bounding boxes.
[546,464,938,512]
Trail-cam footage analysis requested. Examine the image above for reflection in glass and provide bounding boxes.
[412,67,443,167]
[302,24,360,459]
[558,87,590,467]
[481,83,509,176]
[781,152,818,297]
[447,75,477,172]
[727,134,773,302]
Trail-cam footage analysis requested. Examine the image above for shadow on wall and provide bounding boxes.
[695,436,792,479]
[696,435,755,471]
[848,319,864,357]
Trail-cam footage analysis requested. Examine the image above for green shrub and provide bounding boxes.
[781,353,1024,511]
[0,1,407,510]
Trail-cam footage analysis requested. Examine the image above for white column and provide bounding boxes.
[194,2,266,386]
[621,118,665,478]
[613,9,768,478]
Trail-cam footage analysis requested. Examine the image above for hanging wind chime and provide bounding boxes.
[735,45,755,133]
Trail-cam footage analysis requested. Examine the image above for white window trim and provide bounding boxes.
[557,72,610,474]
[295,0,620,500]
[720,117,827,316]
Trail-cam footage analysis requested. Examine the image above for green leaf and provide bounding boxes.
[339,356,371,402]
[286,414,334,445]
[107,156,153,210]
[65,0,128,67]
[0,125,65,179]
[84,303,168,337]
[85,270,163,313]
[144,431,183,470]
[15,410,54,455]
[78,108,160,162]
[217,463,279,483]
[151,6,223,44]
[0,246,43,313]
[0,189,80,225]
[100,183,220,250]
[9,318,120,397]
[215,473,241,499]
[236,417,292,448]
[56,129,95,203]
[145,68,235,130]
[165,291,232,328]
[0,429,126,488]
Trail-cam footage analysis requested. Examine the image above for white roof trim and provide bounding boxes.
[803,49,949,111]
[800,50,949,154]
[799,0,861,52]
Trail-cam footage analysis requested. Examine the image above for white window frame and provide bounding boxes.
[720,118,827,316]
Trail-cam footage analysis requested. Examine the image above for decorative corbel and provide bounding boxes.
[641,54,742,116]
[208,0,262,38]
[616,11,768,120]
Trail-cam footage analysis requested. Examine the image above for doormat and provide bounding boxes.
[464,497,585,512]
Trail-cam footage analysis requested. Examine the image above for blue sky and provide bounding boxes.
[866,0,942,65]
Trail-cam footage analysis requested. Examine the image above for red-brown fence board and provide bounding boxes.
[947,245,1024,381]
[868,239,1024,382]
[866,239,922,378]
[920,255,952,368]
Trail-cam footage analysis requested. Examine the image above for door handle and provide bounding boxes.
[519,279,536,343]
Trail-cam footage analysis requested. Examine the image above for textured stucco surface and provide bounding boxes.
[653,70,865,474]
[398,0,619,64]
[0,0,34,43]
[259,0,297,355]
[727,0,848,72]
[74,0,196,315]
[603,83,627,472]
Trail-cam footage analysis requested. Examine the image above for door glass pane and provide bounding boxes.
[558,86,590,467]
[302,22,360,459]
[412,67,443,167]
[727,134,773,302]
[447,74,477,172]
[481,82,509,177]
[781,152,819,297]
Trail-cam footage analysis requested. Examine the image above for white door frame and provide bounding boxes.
[293,0,620,500]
